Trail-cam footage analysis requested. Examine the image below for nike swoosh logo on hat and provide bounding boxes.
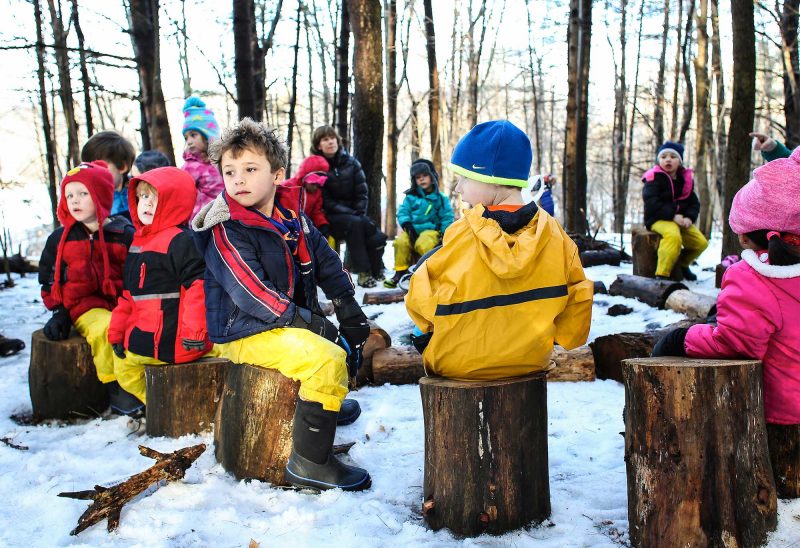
[472,164,486,170]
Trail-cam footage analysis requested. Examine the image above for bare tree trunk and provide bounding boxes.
[623,0,644,223]
[34,0,58,228]
[128,0,175,165]
[781,0,800,148]
[694,0,713,237]
[233,0,257,120]
[69,0,93,138]
[670,0,684,140]
[336,0,351,145]
[611,0,628,235]
[423,0,442,174]
[175,0,192,97]
[410,98,421,161]
[723,0,756,258]
[525,0,543,173]
[286,1,302,173]
[653,0,670,148]
[385,0,398,238]
[466,0,487,127]
[47,0,80,168]
[255,1,283,122]
[678,0,696,144]
[710,0,726,203]
[304,7,315,132]
[347,0,384,226]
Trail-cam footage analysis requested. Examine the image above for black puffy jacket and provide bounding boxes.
[315,148,369,216]
[642,165,701,230]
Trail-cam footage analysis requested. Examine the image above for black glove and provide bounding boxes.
[43,307,72,341]
[401,222,418,244]
[290,307,339,343]
[112,343,126,359]
[411,331,433,354]
[182,338,207,351]
[332,296,370,350]
[318,224,331,238]
[651,328,689,357]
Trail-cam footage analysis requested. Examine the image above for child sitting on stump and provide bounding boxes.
[38,161,136,412]
[192,118,371,492]
[653,147,800,427]
[405,120,593,380]
[108,167,215,409]
[385,159,454,288]
[642,141,708,281]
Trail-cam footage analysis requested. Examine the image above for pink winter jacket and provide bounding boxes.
[684,249,800,424]
[182,151,224,219]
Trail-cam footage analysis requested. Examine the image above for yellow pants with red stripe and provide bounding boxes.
[216,327,348,412]
[650,220,709,277]
[74,308,117,384]
[393,230,441,270]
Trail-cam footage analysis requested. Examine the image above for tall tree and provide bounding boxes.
[336,0,351,144]
[525,0,543,173]
[233,0,257,120]
[466,1,488,127]
[722,0,756,257]
[423,0,442,174]
[70,0,93,137]
[780,0,800,148]
[128,0,175,165]
[347,0,384,226]
[286,0,302,172]
[254,0,284,121]
[670,0,684,140]
[710,0,726,200]
[678,0,695,143]
[653,0,670,149]
[611,0,628,234]
[385,0,398,238]
[34,0,58,228]
[47,0,80,168]
[173,0,192,97]
[694,0,713,237]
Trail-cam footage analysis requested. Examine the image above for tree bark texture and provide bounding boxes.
[609,274,688,308]
[623,357,777,547]
[548,345,595,382]
[420,373,551,536]
[286,0,303,169]
[423,0,442,174]
[33,0,58,228]
[214,363,299,485]
[722,0,755,258]
[670,0,684,139]
[347,0,384,226]
[781,0,800,148]
[612,0,628,236]
[678,0,695,144]
[362,288,406,305]
[653,0,670,149]
[47,0,80,168]
[385,0,398,239]
[664,289,716,320]
[631,226,661,278]
[766,423,800,498]
[144,358,230,438]
[372,345,425,385]
[28,329,108,420]
[69,0,93,138]
[694,0,714,238]
[336,0,350,144]
[579,248,621,268]
[233,0,257,120]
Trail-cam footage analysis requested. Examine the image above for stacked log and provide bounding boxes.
[356,321,392,385]
[608,274,687,308]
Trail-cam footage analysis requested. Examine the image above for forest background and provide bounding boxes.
[0,0,797,261]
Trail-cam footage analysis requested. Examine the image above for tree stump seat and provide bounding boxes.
[419,373,550,537]
[767,423,800,499]
[214,363,299,486]
[28,329,108,420]
[623,356,777,547]
[631,226,684,280]
[144,357,231,437]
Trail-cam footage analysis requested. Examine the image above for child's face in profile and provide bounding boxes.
[137,187,158,226]
[221,147,285,215]
[184,131,208,156]
[64,181,97,225]
[455,176,495,207]
[100,158,126,189]
[658,152,680,175]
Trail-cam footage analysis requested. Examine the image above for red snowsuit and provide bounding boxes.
[282,155,330,234]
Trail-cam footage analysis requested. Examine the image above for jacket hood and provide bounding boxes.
[192,184,303,233]
[183,150,210,163]
[129,167,197,233]
[740,248,800,299]
[642,165,694,201]
[408,159,440,195]
[462,202,551,279]
[284,156,330,188]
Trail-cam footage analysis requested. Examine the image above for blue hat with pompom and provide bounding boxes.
[182,96,220,141]
[449,120,532,187]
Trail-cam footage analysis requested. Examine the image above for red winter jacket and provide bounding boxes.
[282,155,330,233]
[108,167,212,363]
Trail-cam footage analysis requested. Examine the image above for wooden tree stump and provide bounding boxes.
[593,280,608,295]
[420,374,550,536]
[28,329,108,420]
[357,321,392,385]
[664,289,716,320]
[548,345,595,382]
[362,288,407,305]
[623,357,777,547]
[609,274,687,308]
[766,423,800,499]
[214,364,299,485]
[631,226,661,278]
[715,263,727,288]
[144,358,231,438]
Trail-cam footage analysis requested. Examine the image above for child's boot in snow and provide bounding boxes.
[336,398,361,426]
[106,381,145,417]
[285,399,371,491]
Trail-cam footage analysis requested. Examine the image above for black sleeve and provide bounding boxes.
[38,228,62,291]
[642,179,677,223]
[169,230,207,289]
[305,215,355,301]
[322,186,357,216]
[351,158,369,216]
[682,191,701,223]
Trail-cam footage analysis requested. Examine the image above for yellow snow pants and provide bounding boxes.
[216,328,348,412]
[650,220,709,277]
[393,230,440,270]
[74,308,117,384]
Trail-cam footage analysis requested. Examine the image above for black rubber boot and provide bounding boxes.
[337,398,361,426]
[106,381,145,417]
[285,400,371,491]
[681,266,697,281]
[0,333,25,357]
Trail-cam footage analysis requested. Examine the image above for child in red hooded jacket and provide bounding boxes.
[108,167,215,407]
[282,155,331,238]
[38,161,135,407]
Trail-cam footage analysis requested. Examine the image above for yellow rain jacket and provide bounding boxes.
[406,203,593,380]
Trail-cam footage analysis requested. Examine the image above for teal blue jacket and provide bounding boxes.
[762,141,793,162]
[397,184,454,234]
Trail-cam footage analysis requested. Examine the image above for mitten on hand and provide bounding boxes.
[43,307,71,341]
[112,343,126,359]
[332,296,370,350]
[290,307,339,343]
[651,328,689,357]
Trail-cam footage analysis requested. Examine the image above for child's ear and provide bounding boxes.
[274,167,286,184]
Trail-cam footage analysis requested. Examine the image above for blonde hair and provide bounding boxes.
[135,181,158,199]
[208,117,287,172]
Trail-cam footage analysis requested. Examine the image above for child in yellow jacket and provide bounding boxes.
[405,120,594,380]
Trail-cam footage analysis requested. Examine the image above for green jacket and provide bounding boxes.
[762,141,793,162]
[397,184,454,234]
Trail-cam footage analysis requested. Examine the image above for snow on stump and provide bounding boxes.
[623,357,777,547]
[419,373,550,536]
[609,274,687,308]
[214,363,299,485]
[28,329,108,420]
[766,424,800,499]
[144,357,231,438]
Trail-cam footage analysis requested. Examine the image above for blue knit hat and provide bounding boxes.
[449,120,532,187]
[657,141,684,164]
[182,96,221,141]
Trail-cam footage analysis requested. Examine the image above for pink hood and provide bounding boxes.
[642,165,694,202]
[685,249,800,424]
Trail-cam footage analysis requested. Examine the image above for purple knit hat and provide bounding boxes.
[729,146,800,235]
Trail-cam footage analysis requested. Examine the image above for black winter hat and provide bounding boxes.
[134,150,171,173]
[410,159,439,186]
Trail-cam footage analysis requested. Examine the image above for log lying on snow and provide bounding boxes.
[362,288,406,305]
[593,280,608,294]
[548,345,595,382]
[608,274,687,308]
[58,444,206,535]
[766,423,800,499]
[623,357,777,547]
[663,289,716,320]
[579,248,622,267]
[356,321,392,385]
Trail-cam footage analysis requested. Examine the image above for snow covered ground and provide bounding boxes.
[1,236,799,547]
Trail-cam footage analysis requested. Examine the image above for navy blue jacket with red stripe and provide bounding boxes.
[191,186,355,343]
[108,168,212,363]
